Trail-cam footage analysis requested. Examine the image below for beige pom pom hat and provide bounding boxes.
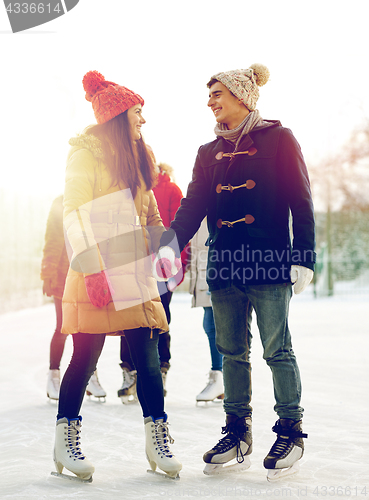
[210,63,270,111]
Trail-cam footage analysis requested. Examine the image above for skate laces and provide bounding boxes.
[201,380,214,394]
[89,374,103,390]
[214,422,247,463]
[269,435,293,458]
[67,420,87,461]
[154,420,174,457]
[207,372,216,385]
[198,373,215,395]
[269,420,307,458]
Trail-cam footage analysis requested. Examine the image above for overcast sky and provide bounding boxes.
[1,0,369,200]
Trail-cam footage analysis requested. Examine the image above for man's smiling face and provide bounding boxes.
[207,81,249,130]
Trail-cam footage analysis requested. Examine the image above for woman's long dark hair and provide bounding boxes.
[86,111,156,199]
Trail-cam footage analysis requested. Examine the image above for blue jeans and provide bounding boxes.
[203,307,223,371]
[210,283,303,421]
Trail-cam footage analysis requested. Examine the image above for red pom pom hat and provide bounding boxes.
[82,71,144,124]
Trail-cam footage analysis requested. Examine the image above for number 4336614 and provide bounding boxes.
[6,3,62,14]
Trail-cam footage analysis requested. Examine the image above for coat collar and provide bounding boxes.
[203,120,282,166]
[68,132,104,160]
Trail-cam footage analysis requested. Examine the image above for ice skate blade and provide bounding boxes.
[51,471,93,483]
[267,461,299,481]
[86,393,106,403]
[196,396,224,406]
[120,395,138,405]
[203,457,251,475]
[147,469,180,480]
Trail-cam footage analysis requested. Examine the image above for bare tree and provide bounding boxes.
[308,120,369,296]
[309,120,369,212]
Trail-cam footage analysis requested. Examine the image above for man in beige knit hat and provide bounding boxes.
[154,64,315,480]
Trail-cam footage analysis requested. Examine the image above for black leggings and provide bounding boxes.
[57,328,164,420]
[124,328,164,418]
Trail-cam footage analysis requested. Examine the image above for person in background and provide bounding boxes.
[117,162,188,402]
[53,71,182,482]
[188,217,223,404]
[41,195,106,402]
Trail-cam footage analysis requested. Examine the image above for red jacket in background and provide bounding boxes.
[153,172,182,228]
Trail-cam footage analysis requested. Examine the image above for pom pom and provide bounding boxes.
[250,63,270,87]
[82,71,106,101]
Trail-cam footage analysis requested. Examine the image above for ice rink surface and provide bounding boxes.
[0,290,368,499]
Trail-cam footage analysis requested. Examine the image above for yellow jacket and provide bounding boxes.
[61,133,168,335]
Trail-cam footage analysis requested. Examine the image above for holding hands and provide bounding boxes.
[152,246,182,281]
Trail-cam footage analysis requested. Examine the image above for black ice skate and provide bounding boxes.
[264,418,307,481]
[203,415,252,475]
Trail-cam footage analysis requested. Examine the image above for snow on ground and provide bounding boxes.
[0,290,368,499]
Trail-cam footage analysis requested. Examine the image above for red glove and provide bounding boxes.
[84,271,113,308]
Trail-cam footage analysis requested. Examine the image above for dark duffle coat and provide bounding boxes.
[161,120,316,290]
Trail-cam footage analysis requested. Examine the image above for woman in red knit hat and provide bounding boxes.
[52,71,182,482]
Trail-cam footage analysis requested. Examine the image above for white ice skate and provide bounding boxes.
[203,415,252,475]
[145,415,182,479]
[47,369,60,401]
[196,370,224,404]
[52,416,94,482]
[264,419,307,481]
[86,371,106,402]
[117,367,138,404]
